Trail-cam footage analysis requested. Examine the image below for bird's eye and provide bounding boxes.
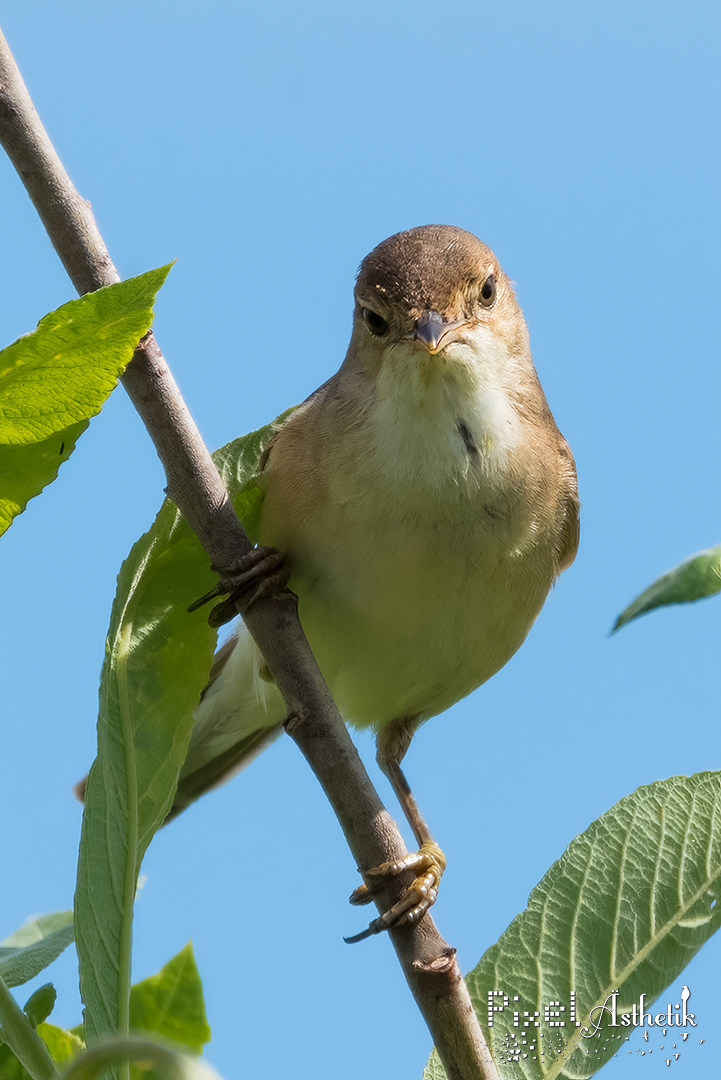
[479,274,496,308]
[361,307,389,336]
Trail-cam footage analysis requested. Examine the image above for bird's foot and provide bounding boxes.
[188,546,290,627]
[344,841,446,943]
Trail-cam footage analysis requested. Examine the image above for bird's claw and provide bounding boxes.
[344,841,446,943]
[188,546,290,627]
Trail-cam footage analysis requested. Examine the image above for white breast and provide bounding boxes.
[364,328,523,500]
[278,335,547,729]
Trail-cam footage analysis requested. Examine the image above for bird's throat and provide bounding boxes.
[363,339,522,496]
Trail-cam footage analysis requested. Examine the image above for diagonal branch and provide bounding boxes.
[0,27,497,1080]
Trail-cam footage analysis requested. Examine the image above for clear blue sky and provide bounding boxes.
[0,2,719,1077]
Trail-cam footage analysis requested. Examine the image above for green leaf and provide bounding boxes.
[0,1014,82,1078]
[129,943,210,1056]
[0,265,172,536]
[0,1023,83,1075]
[74,409,294,1047]
[424,772,721,1080]
[0,973,59,1080]
[0,912,74,988]
[0,420,88,536]
[36,1022,84,1067]
[613,544,721,632]
[23,985,56,1028]
[0,1043,28,1080]
[421,1049,447,1080]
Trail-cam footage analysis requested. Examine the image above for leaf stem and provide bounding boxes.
[116,616,141,1080]
[0,975,59,1079]
[61,1038,201,1080]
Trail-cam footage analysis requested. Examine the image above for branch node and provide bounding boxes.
[284,710,309,737]
[413,947,460,981]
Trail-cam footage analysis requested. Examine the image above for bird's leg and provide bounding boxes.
[345,717,446,943]
[188,546,291,627]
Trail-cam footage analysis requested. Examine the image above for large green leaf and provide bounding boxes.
[75,408,294,1047]
[36,1022,84,1068]
[0,912,74,989]
[0,265,172,536]
[613,545,721,632]
[129,943,210,1057]
[424,772,721,1080]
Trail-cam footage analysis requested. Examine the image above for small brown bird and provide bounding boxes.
[178,225,579,939]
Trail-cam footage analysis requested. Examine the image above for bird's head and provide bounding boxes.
[349,225,529,380]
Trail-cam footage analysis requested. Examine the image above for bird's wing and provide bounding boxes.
[556,437,580,573]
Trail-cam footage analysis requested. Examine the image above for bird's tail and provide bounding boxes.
[169,622,286,818]
[168,721,283,820]
[75,624,285,820]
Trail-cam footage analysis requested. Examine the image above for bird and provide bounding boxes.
[176,224,579,939]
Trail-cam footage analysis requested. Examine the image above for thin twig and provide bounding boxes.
[0,27,498,1080]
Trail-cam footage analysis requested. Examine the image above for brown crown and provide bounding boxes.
[355,225,497,319]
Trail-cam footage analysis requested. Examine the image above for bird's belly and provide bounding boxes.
[278,515,550,729]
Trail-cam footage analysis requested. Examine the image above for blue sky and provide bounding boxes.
[0,2,719,1077]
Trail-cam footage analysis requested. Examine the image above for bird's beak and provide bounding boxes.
[406,311,469,354]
